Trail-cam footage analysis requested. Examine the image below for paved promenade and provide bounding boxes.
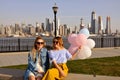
[0,48,120,80]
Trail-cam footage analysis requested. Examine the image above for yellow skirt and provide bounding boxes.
[42,63,68,80]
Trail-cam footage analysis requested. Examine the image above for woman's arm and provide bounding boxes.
[28,52,36,71]
[28,52,32,63]
[52,60,67,77]
[71,46,81,60]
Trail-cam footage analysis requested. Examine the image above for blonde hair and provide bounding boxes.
[31,36,45,61]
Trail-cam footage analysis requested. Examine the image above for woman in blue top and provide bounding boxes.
[42,36,80,80]
[24,36,49,80]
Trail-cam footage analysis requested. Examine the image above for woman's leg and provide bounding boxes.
[29,75,35,80]
[28,72,36,80]
[36,73,44,80]
[42,64,68,80]
[42,68,59,80]
[36,76,42,80]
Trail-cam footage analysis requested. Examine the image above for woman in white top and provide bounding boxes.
[42,36,80,80]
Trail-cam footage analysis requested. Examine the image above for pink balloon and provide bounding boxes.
[68,33,87,47]
[75,34,87,46]
[68,45,78,55]
[68,34,77,45]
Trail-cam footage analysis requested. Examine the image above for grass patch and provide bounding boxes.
[67,56,120,77]
[1,64,27,70]
[1,56,120,77]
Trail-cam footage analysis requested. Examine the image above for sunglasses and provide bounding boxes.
[36,42,44,45]
[53,41,58,44]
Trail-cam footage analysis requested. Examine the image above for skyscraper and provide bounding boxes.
[59,24,68,36]
[59,25,63,36]
[51,18,60,36]
[45,18,51,32]
[29,26,35,35]
[0,24,5,35]
[57,18,60,36]
[98,16,104,34]
[80,18,84,30]
[91,11,98,34]
[15,23,20,32]
[36,22,41,33]
[87,23,91,31]
[41,23,45,32]
[105,16,111,35]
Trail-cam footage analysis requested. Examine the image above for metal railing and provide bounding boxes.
[0,37,120,52]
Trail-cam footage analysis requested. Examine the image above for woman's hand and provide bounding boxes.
[77,46,81,52]
[52,60,67,77]
[37,70,44,73]
[52,60,57,65]
[71,46,81,60]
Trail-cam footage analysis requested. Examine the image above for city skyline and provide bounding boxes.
[0,0,120,33]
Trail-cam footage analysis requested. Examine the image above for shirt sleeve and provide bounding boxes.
[66,50,72,60]
[49,51,55,61]
[28,52,32,63]
[28,52,35,71]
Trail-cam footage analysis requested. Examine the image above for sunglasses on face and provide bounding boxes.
[53,41,58,44]
[36,42,44,45]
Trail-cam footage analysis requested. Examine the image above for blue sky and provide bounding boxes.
[0,0,120,32]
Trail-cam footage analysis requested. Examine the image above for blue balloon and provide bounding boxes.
[79,28,90,38]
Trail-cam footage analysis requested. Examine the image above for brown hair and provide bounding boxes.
[31,36,45,61]
[53,36,64,48]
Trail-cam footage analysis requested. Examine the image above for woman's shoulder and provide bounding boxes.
[48,50,53,53]
[45,45,53,50]
[41,48,48,55]
[49,48,67,52]
[42,47,47,51]
[41,47,50,52]
[28,50,32,54]
[28,50,33,57]
[60,48,67,51]
[48,50,57,54]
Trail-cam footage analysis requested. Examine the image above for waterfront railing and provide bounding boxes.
[0,37,120,52]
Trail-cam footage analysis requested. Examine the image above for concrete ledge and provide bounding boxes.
[1,73,120,80]
[0,68,24,80]
[1,68,120,80]
[0,75,23,80]
[0,74,12,80]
